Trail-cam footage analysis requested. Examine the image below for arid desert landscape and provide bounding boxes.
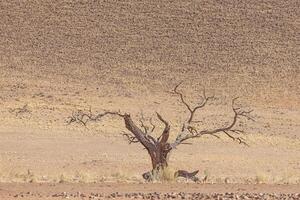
[0,0,299,199]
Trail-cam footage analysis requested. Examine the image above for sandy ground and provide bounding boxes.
[0,130,300,184]
[0,183,299,200]
[0,0,299,198]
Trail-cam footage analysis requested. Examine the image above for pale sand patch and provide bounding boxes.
[0,131,299,184]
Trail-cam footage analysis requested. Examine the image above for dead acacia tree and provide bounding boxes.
[67,83,254,181]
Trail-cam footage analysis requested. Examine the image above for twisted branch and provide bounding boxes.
[67,107,124,126]
[174,82,214,124]
[156,112,170,145]
[122,132,139,144]
[67,108,158,151]
[171,97,253,148]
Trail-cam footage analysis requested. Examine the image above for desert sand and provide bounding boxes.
[0,0,299,199]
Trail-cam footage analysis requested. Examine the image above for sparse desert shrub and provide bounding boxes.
[150,166,177,182]
[255,173,268,184]
[13,169,36,183]
[73,170,93,183]
[58,174,68,183]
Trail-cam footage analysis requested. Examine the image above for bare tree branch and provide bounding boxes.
[139,118,149,134]
[123,114,158,151]
[66,108,125,126]
[174,82,214,124]
[122,132,139,144]
[67,109,157,151]
[149,118,156,133]
[171,97,253,148]
[156,112,170,145]
[223,131,249,146]
[174,82,192,114]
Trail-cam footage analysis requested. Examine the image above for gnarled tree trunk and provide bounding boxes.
[123,113,171,171]
[149,144,170,169]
